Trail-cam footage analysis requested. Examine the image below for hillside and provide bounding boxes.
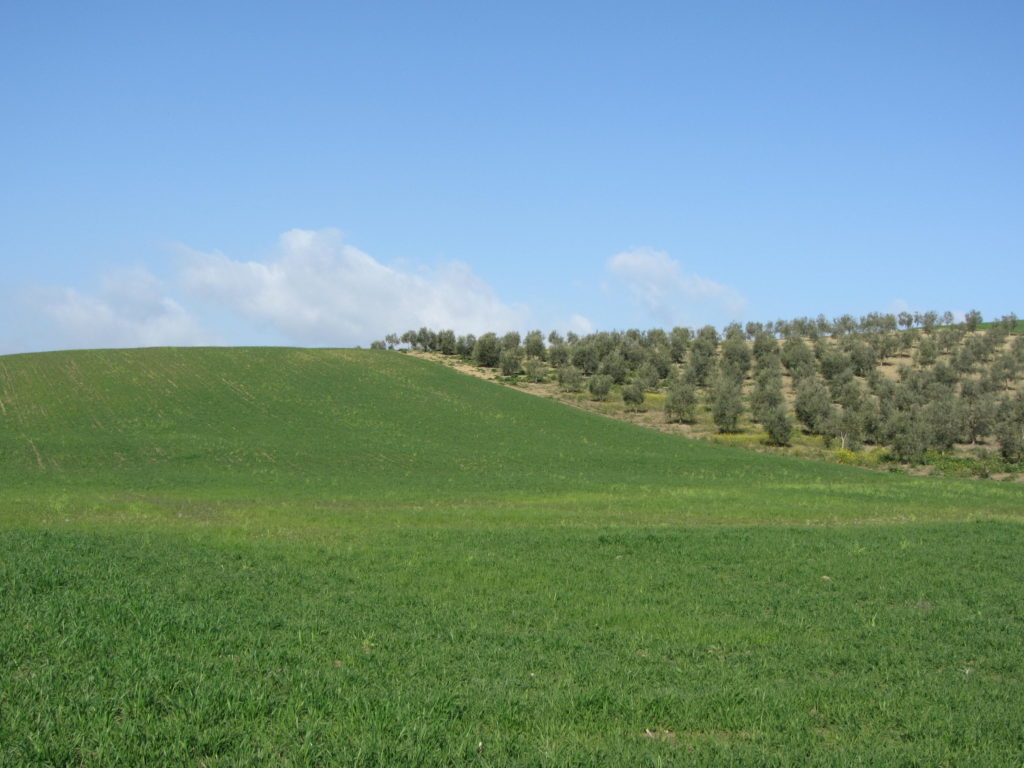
[1,347,1021,524]
[388,317,1024,477]
[2,347,1024,766]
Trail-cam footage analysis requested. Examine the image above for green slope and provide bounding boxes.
[2,348,1023,766]
[0,347,1020,525]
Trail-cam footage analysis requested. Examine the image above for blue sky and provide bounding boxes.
[2,1,1022,353]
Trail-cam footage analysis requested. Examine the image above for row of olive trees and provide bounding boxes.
[743,308,1004,340]
[378,311,1016,370]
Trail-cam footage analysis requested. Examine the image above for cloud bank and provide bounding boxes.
[10,229,529,353]
[179,228,527,345]
[606,248,746,326]
[33,268,217,350]
[10,232,744,355]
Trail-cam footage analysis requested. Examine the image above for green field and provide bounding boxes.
[2,348,1022,766]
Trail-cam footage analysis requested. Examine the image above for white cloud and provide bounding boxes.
[179,228,527,345]
[606,248,746,325]
[888,298,911,315]
[6,229,530,354]
[35,268,217,350]
[567,314,594,335]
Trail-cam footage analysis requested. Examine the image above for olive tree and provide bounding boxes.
[570,341,601,375]
[523,357,546,383]
[557,365,583,392]
[794,376,834,434]
[687,326,719,386]
[720,325,751,377]
[472,333,502,367]
[547,342,569,367]
[963,309,983,332]
[750,364,785,425]
[664,375,697,423]
[416,327,437,350]
[995,394,1024,462]
[781,336,814,374]
[524,330,546,359]
[436,329,457,355]
[635,361,661,392]
[455,334,476,358]
[598,351,629,384]
[499,346,523,376]
[959,382,997,444]
[622,380,646,411]
[668,326,691,364]
[501,331,521,350]
[709,371,744,433]
[588,374,613,401]
[763,404,792,446]
[888,409,932,464]
[827,403,867,451]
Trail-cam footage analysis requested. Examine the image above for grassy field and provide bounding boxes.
[2,348,1023,766]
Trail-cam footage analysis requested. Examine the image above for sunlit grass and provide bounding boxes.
[1,348,1022,765]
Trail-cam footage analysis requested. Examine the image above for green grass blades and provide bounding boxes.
[1,348,1023,765]
[1,348,1020,524]
[2,522,1022,766]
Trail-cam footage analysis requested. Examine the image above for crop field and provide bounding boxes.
[2,348,1023,766]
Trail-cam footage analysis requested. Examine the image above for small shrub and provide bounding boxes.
[833,448,858,465]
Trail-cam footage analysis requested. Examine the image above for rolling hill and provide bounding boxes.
[1,347,1022,766]
[0,346,1019,524]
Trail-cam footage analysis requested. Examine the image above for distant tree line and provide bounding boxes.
[375,310,1024,465]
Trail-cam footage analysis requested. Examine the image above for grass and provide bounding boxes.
[2,348,1023,765]
[978,318,1024,333]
